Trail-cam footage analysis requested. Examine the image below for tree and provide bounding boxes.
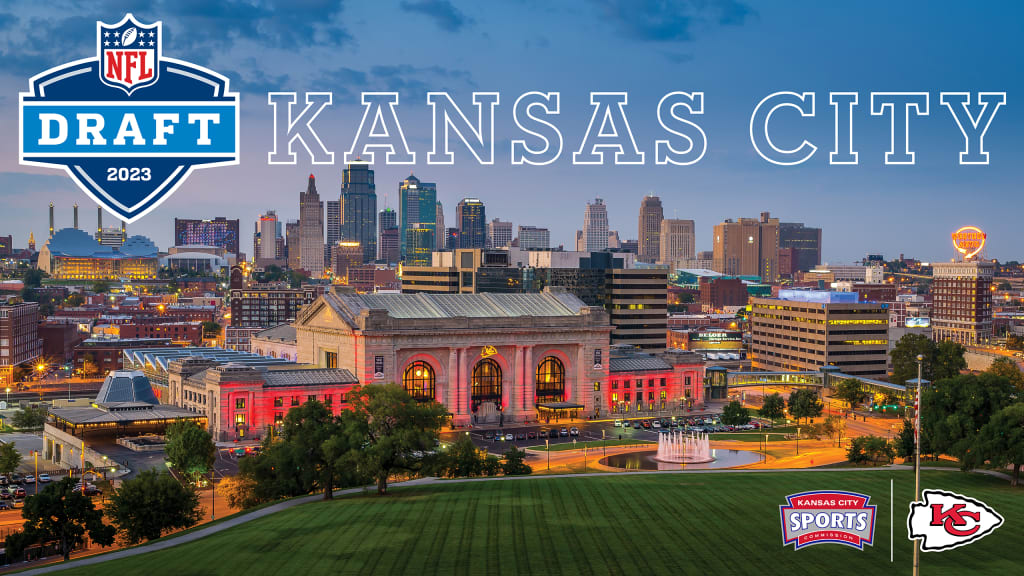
[217,474,259,510]
[822,414,845,444]
[921,373,1015,462]
[963,403,1024,486]
[437,433,484,478]
[758,393,785,422]
[105,469,202,544]
[787,389,822,423]
[721,400,751,426]
[200,320,222,339]
[846,435,895,466]
[64,293,85,307]
[8,477,115,561]
[81,353,100,377]
[164,420,216,484]
[344,383,447,494]
[501,446,532,476]
[277,400,342,500]
[934,340,967,380]
[833,378,865,407]
[90,281,110,294]
[1007,334,1024,351]
[895,418,916,462]
[986,357,1024,389]
[890,333,936,386]
[12,406,47,429]
[0,442,22,475]
[23,268,45,289]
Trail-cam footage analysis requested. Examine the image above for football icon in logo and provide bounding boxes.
[121,27,137,47]
[908,489,1003,551]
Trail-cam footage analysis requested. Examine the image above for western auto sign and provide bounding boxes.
[780,491,876,550]
[952,226,986,259]
[19,13,239,223]
[908,490,1003,552]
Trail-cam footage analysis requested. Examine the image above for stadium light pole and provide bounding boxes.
[912,353,924,576]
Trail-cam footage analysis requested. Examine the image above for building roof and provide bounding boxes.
[329,290,587,320]
[124,347,295,372]
[609,354,674,373]
[253,324,297,344]
[95,370,160,404]
[45,228,157,258]
[49,403,201,426]
[263,368,358,387]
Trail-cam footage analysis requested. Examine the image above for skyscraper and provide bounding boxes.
[174,217,240,255]
[778,221,822,274]
[256,210,279,261]
[340,163,377,263]
[932,260,994,346]
[517,225,550,250]
[399,175,437,259]
[378,208,399,264]
[435,201,445,250]
[712,211,780,282]
[487,218,513,249]
[583,198,609,252]
[285,220,300,270]
[637,195,664,263]
[405,224,435,266]
[326,200,341,248]
[456,198,486,249]
[659,219,695,265]
[299,174,324,276]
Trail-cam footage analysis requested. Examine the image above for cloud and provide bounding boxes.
[588,0,753,42]
[399,0,472,32]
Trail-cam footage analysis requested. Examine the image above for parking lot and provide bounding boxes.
[443,412,740,454]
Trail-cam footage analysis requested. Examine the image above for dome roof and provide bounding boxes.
[45,228,114,258]
[95,370,160,404]
[120,235,159,257]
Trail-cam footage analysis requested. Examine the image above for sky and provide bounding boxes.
[0,0,1022,263]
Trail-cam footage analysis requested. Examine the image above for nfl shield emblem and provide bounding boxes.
[98,15,160,94]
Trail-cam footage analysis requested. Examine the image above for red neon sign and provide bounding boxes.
[952,226,986,260]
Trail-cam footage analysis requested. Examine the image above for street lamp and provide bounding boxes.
[910,353,929,576]
[796,426,800,455]
[545,438,550,470]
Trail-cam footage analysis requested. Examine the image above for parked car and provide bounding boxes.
[516,432,527,441]
[559,427,569,437]
[651,420,661,428]
[483,431,495,440]
[9,473,22,484]
[569,427,579,437]
[632,421,642,429]
[11,486,25,499]
[527,431,537,440]
[614,419,623,427]
[0,499,11,510]
[504,433,515,442]
[38,474,51,483]
[642,420,652,429]
[24,475,35,485]
[0,475,8,486]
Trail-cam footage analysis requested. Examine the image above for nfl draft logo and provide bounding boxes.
[780,491,877,550]
[908,490,1003,552]
[18,14,239,223]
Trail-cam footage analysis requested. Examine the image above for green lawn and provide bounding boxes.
[527,439,654,451]
[710,432,789,442]
[53,470,1021,576]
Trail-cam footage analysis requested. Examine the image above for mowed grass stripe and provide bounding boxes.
[54,471,1023,576]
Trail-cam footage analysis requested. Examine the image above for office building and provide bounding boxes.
[299,174,325,277]
[607,230,621,249]
[435,201,445,250]
[712,211,780,282]
[285,220,300,270]
[583,198,609,252]
[399,175,437,259]
[488,219,513,249]
[638,195,664,263]
[605,267,669,352]
[931,260,994,345]
[659,219,696,266]
[517,226,550,250]
[340,163,377,263]
[326,200,341,248]
[255,210,279,262]
[456,198,487,249]
[807,264,885,284]
[378,208,399,264]
[699,277,747,313]
[330,242,364,283]
[229,283,326,328]
[779,222,822,274]
[749,290,889,378]
[0,301,42,386]
[404,224,435,266]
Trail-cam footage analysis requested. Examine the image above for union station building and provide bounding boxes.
[295,288,706,426]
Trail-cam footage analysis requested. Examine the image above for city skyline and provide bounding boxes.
[1,1,1021,263]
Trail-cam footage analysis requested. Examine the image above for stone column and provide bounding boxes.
[447,349,458,412]
[574,344,586,407]
[524,346,534,413]
[459,347,471,423]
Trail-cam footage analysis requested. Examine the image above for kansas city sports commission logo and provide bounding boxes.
[779,491,876,550]
[18,14,239,223]
[908,489,1003,552]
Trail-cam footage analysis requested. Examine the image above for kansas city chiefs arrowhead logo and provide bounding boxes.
[908,489,1003,551]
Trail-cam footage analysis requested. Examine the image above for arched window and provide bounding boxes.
[536,356,565,403]
[471,359,502,410]
[403,361,435,402]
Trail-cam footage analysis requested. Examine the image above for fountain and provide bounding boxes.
[654,430,713,463]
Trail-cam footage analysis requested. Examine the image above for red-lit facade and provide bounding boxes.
[608,348,705,415]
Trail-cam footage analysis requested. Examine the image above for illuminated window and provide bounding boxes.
[235,398,245,409]
[593,382,600,392]
[274,397,283,408]
[324,351,338,369]
[403,361,435,402]
[234,413,245,424]
[472,358,502,410]
[535,356,564,404]
[274,413,283,424]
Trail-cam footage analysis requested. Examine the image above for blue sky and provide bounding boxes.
[1,0,1021,262]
